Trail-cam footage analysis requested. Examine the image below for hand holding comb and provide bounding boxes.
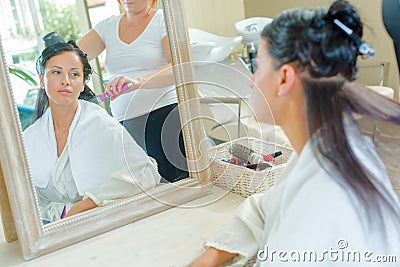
[89,82,134,103]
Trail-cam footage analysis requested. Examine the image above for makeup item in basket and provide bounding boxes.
[60,205,67,219]
[246,161,273,171]
[228,157,246,165]
[89,82,134,103]
[223,157,268,171]
[222,157,246,166]
[229,143,282,164]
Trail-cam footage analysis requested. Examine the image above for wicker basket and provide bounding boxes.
[208,137,293,198]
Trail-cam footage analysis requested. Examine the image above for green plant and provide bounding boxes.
[8,65,38,87]
[8,65,38,130]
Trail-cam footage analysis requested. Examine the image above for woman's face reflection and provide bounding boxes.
[40,52,84,107]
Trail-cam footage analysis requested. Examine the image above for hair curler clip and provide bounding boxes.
[42,32,66,48]
[333,19,375,58]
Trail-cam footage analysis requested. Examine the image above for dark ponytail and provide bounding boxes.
[262,0,400,232]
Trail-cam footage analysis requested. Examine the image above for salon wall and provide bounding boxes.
[182,0,245,36]
[244,0,400,100]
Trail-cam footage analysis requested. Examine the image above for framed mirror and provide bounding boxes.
[0,0,212,260]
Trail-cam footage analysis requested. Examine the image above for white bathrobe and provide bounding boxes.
[206,125,400,266]
[24,100,161,222]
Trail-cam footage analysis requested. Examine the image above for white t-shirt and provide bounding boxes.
[93,9,177,121]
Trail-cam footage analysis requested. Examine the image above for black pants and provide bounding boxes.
[122,103,189,183]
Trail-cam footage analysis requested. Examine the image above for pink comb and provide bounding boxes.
[97,82,133,102]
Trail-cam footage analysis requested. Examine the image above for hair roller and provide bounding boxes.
[311,16,326,30]
[333,19,375,58]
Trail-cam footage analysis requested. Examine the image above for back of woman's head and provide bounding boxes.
[262,0,400,236]
[33,40,95,121]
[262,0,362,80]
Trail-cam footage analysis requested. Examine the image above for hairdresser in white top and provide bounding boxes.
[191,1,400,266]
[77,0,189,183]
[24,37,160,223]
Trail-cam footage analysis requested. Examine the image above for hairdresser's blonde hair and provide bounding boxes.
[117,0,158,10]
[149,0,158,8]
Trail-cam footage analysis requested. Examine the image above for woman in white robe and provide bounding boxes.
[191,1,400,266]
[24,39,161,223]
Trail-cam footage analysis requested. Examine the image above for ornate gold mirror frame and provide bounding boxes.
[0,0,211,260]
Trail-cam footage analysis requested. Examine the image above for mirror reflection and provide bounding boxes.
[76,0,189,183]
[182,0,290,148]
[1,0,190,224]
[24,39,162,224]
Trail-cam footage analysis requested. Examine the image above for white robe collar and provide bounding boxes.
[24,100,160,195]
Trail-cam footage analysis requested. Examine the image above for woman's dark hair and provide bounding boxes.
[262,0,400,231]
[33,40,95,121]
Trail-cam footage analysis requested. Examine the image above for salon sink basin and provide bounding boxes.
[235,17,273,47]
[189,28,243,62]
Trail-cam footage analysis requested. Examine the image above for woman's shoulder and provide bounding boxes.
[274,175,381,249]
[276,147,364,225]
[23,109,49,138]
[78,100,121,127]
[93,14,121,30]
[79,100,111,116]
[153,9,165,24]
[154,8,164,17]
[23,119,40,139]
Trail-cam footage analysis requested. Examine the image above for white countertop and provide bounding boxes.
[0,186,244,267]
